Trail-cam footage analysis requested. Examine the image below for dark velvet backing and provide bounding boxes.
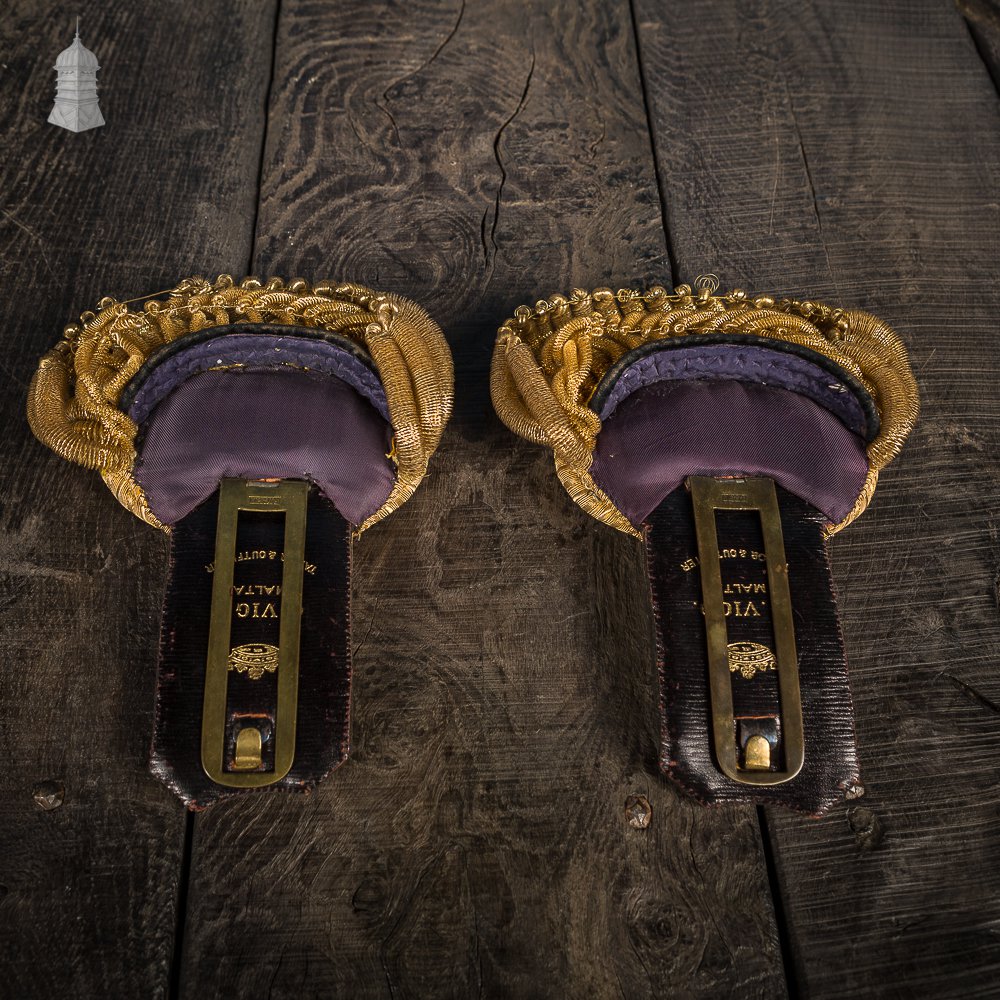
[645,483,860,815]
[149,486,352,809]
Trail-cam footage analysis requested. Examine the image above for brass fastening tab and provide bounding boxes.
[688,476,804,785]
[201,478,308,787]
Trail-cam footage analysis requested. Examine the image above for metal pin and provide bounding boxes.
[232,727,264,771]
[744,735,772,770]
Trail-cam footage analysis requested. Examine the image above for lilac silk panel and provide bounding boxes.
[588,344,872,526]
[127,338,396,527]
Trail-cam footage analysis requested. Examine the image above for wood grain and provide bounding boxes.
[957,0,1000,92]
[633,0,1000,995]
[0,2,276,995]
[176,1,786,997]
[8,0,996,995]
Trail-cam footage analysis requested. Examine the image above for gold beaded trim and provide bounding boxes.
[491,278,918,538]
[27,275,453,534]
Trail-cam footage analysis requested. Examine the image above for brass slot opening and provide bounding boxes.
[201,478,308,787]
[688,476,805,786]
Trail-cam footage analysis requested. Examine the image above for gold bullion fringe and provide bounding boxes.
[27,275,454,534]
[490,279,919,537]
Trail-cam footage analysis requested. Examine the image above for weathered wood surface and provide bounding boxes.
[0,2,277,996]
[1,0,998,997]
[178,1,783,997]
[633,0,1000,996]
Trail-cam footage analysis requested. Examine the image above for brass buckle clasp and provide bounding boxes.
[201,478,308,787]
[688,476,804,785]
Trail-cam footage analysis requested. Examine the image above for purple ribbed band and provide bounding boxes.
[593,342,870,438]
[125,331,389,425]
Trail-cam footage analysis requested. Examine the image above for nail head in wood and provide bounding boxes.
[32,781,65,811]
[625,794,652,829]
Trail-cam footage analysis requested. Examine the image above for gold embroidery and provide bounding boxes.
[27,276,453,535]
[490,280,918,537]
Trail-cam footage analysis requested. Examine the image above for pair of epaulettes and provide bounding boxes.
[28,274,918,814]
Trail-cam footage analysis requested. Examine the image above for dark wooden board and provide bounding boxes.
[6,0,998,996]
[0,2,277,996]
[175,1,786,997]
[632,0,1000,995]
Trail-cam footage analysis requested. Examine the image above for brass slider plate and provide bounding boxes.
[201,478,308,787]
[688,476,804,785]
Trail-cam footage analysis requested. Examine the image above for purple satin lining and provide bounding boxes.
[126,333,389,426]
[590,380,869,525]
[594,343,869,438]
[134,368,395,526]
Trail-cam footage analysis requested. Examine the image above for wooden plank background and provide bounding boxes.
[633,1,1000,996]
[0,1,997,997]
[0,2,277,996]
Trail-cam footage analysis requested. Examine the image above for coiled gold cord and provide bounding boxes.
[491,279,918,538]
[28,275,454,533]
